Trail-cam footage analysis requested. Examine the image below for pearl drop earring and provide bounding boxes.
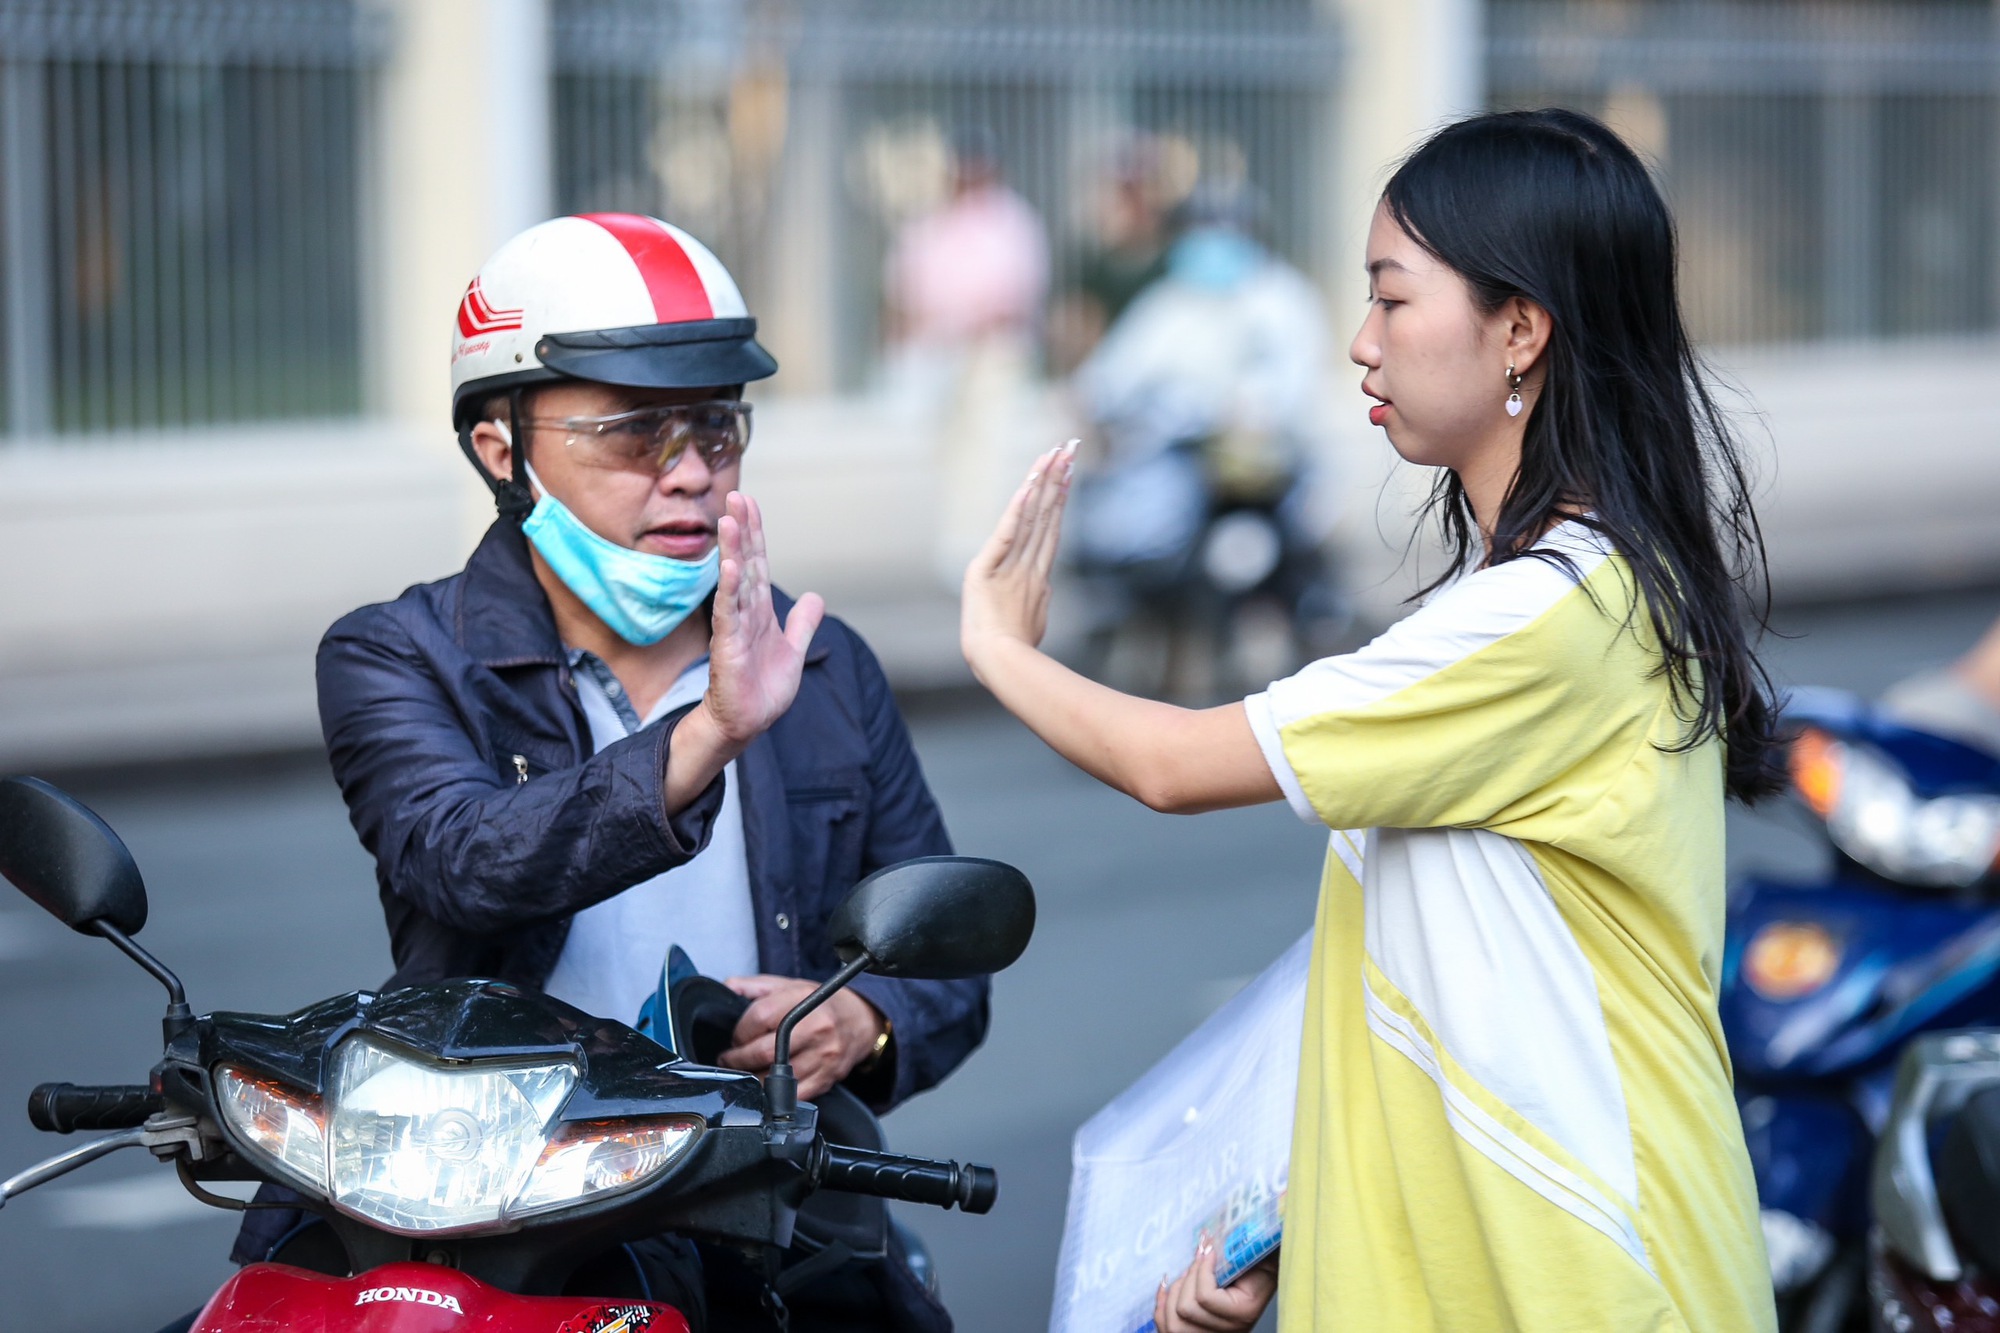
[1505,364,1525,418]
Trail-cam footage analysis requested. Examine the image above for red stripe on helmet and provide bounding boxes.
[457,276,523,337]
[579,213,714,323]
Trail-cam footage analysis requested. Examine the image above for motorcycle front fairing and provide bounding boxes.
[1738,1090,1868,1237]
[1784,688,2000,803]
[162,978,821,1294]
[192,1261,690,1333]
[1724,874,2000,1266]
[1723,880,2000,1084]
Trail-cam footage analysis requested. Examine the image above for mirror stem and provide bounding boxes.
[92,921,193,1042]
[767,953,872,1123]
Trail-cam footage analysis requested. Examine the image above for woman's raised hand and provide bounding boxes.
[705,492,823,747]
[961,441,1077,666]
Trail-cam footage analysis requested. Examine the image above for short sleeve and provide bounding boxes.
[1244,536,1645,835]
[1246,688,1318,822]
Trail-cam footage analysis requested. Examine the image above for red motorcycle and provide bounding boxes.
[0,776,1034,1332]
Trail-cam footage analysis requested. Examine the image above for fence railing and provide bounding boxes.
[8,0,1993,440]
[553,0,1343,389]
[0,0,388,437]
[1490,0,2000,346]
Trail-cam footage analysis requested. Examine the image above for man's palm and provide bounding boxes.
[709,493,823,744]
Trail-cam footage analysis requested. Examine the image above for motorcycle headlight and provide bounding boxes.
[215,1037,700,1235]
[1792,729,2000,888]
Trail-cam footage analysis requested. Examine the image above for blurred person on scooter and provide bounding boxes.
[962,111,1783,1331]
[1066,181,1339,698]
[232,215,974,1332]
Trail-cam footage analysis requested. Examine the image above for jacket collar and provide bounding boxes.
[459,521,567,668]
[457,518,831,668]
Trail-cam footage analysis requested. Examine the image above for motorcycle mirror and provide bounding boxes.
[763,857,1034,1123]
[0,776,148,935]
[0,776,190,1041]
[829,856,1035,981]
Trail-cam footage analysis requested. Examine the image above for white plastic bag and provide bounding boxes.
[1050,930,1311,1333]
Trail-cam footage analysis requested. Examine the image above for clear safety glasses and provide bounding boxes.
[527,400,752,477]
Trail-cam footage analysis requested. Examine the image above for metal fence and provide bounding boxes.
[1490,0,2000,347]
[0,0,388,437]
[11,0,1995,441]
[552,0,1344,389]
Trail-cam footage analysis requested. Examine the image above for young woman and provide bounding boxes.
[962,110,1782,1332]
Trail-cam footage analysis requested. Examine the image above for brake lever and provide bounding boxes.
[0,1112,203,1210]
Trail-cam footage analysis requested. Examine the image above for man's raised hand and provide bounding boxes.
[664,492,821,815]
[706,492,823,747]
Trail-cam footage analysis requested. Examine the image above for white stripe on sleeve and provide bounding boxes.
[1245,688,1319,823]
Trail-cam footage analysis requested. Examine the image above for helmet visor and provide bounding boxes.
[536,316,776,393]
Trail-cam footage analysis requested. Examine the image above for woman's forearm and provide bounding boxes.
[966,635,1279,814]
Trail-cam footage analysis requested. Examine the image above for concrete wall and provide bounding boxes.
[1318,337,2000,617]
[0,425,477,768]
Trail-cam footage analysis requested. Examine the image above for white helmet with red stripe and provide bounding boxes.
[450,213,775,512]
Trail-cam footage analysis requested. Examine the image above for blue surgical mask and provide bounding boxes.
[518,459,720,646]
[1169,226,1263,292]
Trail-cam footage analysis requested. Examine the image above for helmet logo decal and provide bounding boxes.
[457,275,525,338]
[581,213,714,323]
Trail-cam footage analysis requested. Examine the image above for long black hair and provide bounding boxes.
[1382,108,1782,801]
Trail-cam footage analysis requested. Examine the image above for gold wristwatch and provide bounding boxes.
[856,1017,894,1074]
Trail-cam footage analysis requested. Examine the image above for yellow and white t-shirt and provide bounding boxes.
[1244,522,1774,1332]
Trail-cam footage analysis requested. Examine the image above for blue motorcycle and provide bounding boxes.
[1724,687,2000,1331]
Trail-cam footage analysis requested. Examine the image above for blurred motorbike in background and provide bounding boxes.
[1720,689,2000,1332]
[0,776,1034,1333]
[1065,437,1348,702]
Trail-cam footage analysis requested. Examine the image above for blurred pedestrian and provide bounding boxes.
[961,111,1782,1331]
[234,214,976,1332]
[1047,134,1174,374]
[882,126,1050,585]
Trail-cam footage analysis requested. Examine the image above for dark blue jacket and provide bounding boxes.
[315,519,982,1109]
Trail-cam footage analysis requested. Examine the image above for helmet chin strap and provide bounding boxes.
[457,390,537,521]
[497,388,536,521]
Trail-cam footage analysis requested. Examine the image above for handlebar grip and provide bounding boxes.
[814,1142,999,1214]
[28,1083,161,1134]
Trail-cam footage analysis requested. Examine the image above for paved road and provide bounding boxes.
[1,589,1995,1331]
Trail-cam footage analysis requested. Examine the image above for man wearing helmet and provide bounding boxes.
[235,215,974,1330]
